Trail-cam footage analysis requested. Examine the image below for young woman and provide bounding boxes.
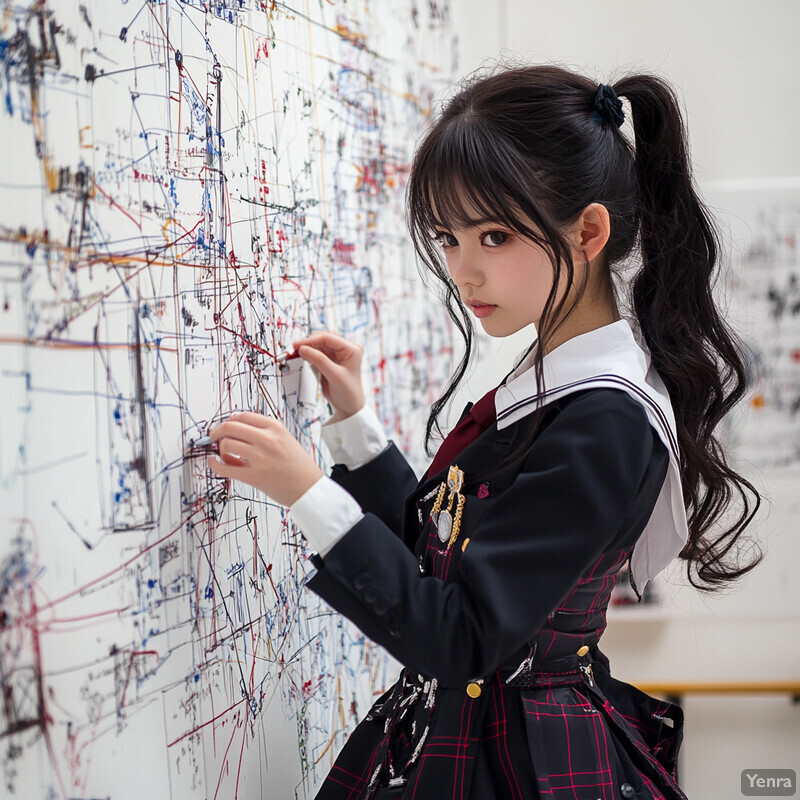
[207,65,761,799]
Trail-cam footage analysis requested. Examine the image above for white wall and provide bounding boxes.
[455,0,800,182]
[446,3,800,798]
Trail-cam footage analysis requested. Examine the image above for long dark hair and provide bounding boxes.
[405,65,762,591]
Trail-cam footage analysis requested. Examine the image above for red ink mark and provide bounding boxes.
[354,161,382,195]
[332,238,356,266]
[255,37,270,61]
[267,227,287,254]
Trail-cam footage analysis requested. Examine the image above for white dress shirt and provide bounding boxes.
[290,406,387,557]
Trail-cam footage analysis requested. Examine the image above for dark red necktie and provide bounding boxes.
[426,386,499,480]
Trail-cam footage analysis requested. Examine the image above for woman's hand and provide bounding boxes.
[292,331,365,420]
[207,412,323,507]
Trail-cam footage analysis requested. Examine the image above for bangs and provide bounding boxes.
[407,116,554,250]
[405,92,586,459]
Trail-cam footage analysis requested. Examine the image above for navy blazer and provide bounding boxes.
[307,388,669,686]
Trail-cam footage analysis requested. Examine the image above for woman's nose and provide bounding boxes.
[448,250,484,289]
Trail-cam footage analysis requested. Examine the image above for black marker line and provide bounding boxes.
[120,0,150,40]
[52,500,94,549]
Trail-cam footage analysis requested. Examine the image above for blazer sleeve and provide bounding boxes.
[306,389,669,685]
[328,442,420,539]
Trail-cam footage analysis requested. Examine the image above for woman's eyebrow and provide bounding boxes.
[430,215,503,230]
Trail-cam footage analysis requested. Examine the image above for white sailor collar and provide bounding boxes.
[494,319,688,597]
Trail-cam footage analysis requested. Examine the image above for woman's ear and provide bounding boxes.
[570,203,611,263]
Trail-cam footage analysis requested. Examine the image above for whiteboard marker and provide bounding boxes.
[276,349,300,363]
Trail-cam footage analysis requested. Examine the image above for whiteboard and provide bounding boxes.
[0,2,456,797]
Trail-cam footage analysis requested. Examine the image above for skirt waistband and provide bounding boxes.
[404,645,602,697]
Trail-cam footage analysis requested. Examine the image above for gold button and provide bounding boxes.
[461,538,470,552]
[466,682,482,698]
[576,645,590,657]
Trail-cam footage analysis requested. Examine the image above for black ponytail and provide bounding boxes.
[406,65,762,591]
[613,75,762,588]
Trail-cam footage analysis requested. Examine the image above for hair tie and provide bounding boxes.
[593,84,625,128]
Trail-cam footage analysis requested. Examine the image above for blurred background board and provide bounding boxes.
[707,180,800,471]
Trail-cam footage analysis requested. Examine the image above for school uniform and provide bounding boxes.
[290,319,690,800]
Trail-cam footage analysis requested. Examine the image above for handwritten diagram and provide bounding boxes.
[0,2,456,797]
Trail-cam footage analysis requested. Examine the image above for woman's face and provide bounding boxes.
[434,220,560,338]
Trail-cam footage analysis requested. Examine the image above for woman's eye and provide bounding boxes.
[482,231,509,247]
[433,231,458,248]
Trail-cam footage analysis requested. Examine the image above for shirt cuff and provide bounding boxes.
[321,404,389,469]
[289,476,364,557]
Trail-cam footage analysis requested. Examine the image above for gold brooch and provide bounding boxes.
[430,465,466,550]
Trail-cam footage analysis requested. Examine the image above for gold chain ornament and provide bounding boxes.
[430,465,466,550]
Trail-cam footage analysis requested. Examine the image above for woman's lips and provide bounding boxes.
[468,302,497,318]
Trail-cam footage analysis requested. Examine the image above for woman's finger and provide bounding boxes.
[292,330,344,348]
[225,411,273,429]
[207,456,248,479]
[210,418,269,444]
[293,332,357,362]
[295,344,341,377]
[216,438,257,466]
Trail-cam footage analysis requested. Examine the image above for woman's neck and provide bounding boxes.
[541,285,621,356]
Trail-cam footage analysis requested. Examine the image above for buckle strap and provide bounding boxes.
[500,646,598,690]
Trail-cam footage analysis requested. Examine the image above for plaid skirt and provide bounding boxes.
[314,646,687,800]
